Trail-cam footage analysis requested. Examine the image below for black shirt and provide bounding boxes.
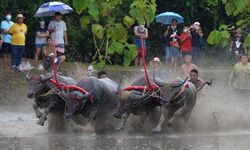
[164,26,180,47]
[191,30,201,47]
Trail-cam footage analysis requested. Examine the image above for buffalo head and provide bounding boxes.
[153,75,188,103]
[62,89,94,119]
[26,73,53,98]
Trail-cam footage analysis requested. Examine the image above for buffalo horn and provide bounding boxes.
[153,73,164,87]
[171,77,189,88]
[130,91,150,100]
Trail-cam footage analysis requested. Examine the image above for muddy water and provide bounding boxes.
[1,69,250,150]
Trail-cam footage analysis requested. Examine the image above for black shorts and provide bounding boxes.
[1,42,12,53]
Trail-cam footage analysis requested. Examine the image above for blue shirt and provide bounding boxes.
[1,20,14,43]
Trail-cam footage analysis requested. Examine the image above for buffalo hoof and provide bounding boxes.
[36,112,43,119]
[37,117,47,126]
[152,126,161,133]
[37,120,45,126]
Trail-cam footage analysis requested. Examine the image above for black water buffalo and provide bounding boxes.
[152,77,198,132]
[61,77,119,132]
[113,76,161,131]
[26,73,76,126]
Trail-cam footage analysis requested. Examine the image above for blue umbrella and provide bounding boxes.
[34,1,74,17]
[155,12,184,25]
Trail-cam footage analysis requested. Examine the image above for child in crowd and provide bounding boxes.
[42,37,65,71]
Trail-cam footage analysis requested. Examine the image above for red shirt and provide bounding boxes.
[179,32,192,52]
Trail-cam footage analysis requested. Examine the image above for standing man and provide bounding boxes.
[190,22,204,63]
[8,14,27,73]
[134,23,148,68]
[48,12,68,55]
[1,12,14,70]
[164,19,180,71]
[180,55,200,78]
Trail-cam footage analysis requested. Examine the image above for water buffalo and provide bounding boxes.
[61,77,119,132]
[26,72,76,126]
[152,77,198,132]
[113,76,161,131]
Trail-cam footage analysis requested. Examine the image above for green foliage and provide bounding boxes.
[91,24,104,39]
[73,0,88,14]
[123,16,135,27]
[207,0,250,48]
[70,0,156,67]
[129,0,156,26]
[123,44,137,66]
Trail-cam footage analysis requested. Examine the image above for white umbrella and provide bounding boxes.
[34,1,74,17]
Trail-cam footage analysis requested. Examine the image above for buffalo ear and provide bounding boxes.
[153,73,164,87]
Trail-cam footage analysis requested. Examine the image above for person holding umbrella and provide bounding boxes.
[48,12,68,55]
[163,19,181,71]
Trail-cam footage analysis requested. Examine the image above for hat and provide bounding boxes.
[193,22,200,26]
[153,57,161,63]
[16,14,25,19]
[54,12,62,16]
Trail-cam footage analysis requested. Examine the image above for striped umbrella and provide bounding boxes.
[34,1,74,17]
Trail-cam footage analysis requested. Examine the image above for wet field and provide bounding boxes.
[1,67,250,150]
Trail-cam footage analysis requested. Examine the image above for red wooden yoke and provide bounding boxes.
[50,33,93,102]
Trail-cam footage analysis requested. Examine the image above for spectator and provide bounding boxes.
[134,23,148,68]
[87,65,96,76]
[180,55,200,78]
[97,70,118,93]
[8,14,27,73]
[1,12,14,70]
[164,19,181,71]
[189,69,204,89]
[42,37,65,71]
[179,25,192,59]
[48,12,68,56]
[190,22,204,63]
[34,18,49,68]
[229,55,250,90]
[229,28,247,62]
[149,57,167,80]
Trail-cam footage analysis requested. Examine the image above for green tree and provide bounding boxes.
[71,0,156,67]
[207,0,250,48]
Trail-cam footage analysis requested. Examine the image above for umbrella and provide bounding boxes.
[34,1,74,17]
[155,12,184,25]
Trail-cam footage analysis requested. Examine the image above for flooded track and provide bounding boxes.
[1,68,250,150]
